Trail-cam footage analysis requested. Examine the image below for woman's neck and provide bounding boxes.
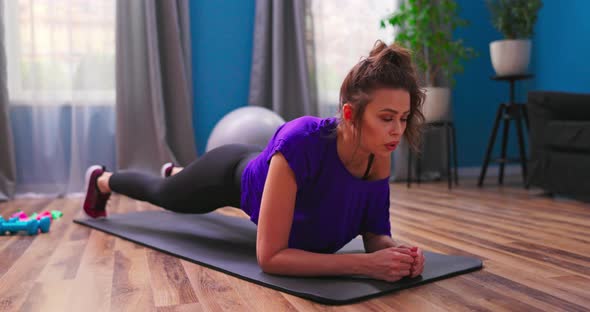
[336,124,371,171]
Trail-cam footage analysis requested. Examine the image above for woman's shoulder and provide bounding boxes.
[283,115,337,132]
[276,116,338,142]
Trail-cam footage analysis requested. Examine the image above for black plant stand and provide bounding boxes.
[407,121,459,190]
[478,74,533,188]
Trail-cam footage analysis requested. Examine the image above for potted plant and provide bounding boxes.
[381,0,476,122]
[487,0,543,76]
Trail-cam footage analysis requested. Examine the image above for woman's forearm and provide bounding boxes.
[364,235,398,253]
[261,248,370,277]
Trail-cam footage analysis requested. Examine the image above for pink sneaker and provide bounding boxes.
[82,165,110,218]
[160,162,175,178]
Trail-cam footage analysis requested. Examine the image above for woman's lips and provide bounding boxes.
[385,143,398,151]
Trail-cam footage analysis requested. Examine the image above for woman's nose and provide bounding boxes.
[390,120,402,135]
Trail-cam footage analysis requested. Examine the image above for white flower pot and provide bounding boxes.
[490,39,531,76]
[422,87,452,122]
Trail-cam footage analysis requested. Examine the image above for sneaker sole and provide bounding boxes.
[83,165,105,219]
[160,162,173,178]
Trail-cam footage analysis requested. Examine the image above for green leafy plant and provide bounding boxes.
[380,0,477,87]
[487,0,543,39]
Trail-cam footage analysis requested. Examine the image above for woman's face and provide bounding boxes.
[359,88,411,157]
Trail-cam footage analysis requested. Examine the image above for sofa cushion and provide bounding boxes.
[545,120,590,152]
[528,149,590,202]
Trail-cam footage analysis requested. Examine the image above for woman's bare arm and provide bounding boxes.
[256,152,371,276]
[360,155,402,253]
[256,152,415,280]
[362,233,399,253]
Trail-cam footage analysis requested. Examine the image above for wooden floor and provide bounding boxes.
[1,176,589,312]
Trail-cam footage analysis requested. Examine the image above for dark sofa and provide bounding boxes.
[527,91,590,202]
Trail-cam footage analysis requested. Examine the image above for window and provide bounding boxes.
[310,0,399,117]
[3,0,115,105]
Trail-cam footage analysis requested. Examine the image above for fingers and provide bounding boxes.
[410,263,424,278]
[410,248,425,277]
[414,248,425,266]
[385,275,403,282]
[397,246,425,278]
[415,247,423,257]
[391,247,413,255]
[398,269,410,276]
[386,269,411,282]
[396,244,416,251]
[385,247,414,264]
[393,252,415,264]
[410,267,424,278]
[395,246,421,259]
[384,245,426,280]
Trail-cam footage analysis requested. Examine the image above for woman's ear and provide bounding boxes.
[342,104,353,121]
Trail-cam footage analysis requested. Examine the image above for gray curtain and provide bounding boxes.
[249,0,318,120]
[116,0,197,173]
[0,2,16,200]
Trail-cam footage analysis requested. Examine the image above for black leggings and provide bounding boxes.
[109,144,263,213]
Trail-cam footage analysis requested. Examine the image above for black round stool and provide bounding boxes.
[407,121,459,190]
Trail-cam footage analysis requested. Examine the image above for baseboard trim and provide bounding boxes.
[458,165,523,178]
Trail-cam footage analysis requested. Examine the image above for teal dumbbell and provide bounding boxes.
[0,216,51,235]
[0,216,20,224]
[0,219,36,235]
[37,216,51,233]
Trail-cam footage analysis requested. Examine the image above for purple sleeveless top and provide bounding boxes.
[240,116,391,254]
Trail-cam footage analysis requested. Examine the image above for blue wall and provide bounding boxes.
[453,0,508,167]
[453,0,590,168]
[188,1,589,166]
[189,0,255,155]
[532,0,590,93]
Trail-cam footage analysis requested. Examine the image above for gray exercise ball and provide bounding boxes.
[206,106,286,152]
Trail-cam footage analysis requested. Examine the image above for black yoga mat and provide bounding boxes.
[75,211,483,305]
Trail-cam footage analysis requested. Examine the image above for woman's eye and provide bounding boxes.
[381,117,408,122]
